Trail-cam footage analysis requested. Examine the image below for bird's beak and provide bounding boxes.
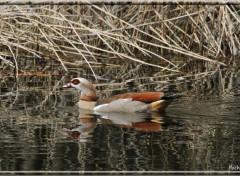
[62,83,73,88]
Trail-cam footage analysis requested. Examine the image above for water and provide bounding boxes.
[0,61,240,173]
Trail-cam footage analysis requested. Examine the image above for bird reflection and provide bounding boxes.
[95,111,165,131]
[66,107,176,142]
[67,108,97,142]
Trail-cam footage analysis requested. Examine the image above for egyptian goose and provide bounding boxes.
[62,77,174,113]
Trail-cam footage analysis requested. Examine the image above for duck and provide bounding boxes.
[62,77,176,113]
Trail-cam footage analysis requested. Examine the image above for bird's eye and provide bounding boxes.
[71,79,80,85]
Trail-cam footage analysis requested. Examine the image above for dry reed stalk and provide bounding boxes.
[0,5,239,79]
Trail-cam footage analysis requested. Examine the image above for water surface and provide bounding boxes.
[0,75,240,172]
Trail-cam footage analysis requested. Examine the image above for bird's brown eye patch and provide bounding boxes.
[71,79,80,85]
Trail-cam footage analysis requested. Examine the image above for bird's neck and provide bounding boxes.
[80,89,97,101]
[80,94,97,101]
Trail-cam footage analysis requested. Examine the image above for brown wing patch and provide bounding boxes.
[97,92,164,105]
[129,92,165,103]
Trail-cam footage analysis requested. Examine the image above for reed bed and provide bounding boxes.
[0,5,240,80]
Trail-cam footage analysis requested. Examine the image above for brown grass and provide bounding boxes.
[0,5,239,80]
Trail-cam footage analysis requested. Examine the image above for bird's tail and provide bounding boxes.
[150,94,181,112]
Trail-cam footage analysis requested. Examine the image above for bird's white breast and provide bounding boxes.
[77,100,96,110]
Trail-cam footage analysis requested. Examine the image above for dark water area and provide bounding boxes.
[0,59,240,174]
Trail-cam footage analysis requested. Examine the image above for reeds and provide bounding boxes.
[0,5,239,80]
